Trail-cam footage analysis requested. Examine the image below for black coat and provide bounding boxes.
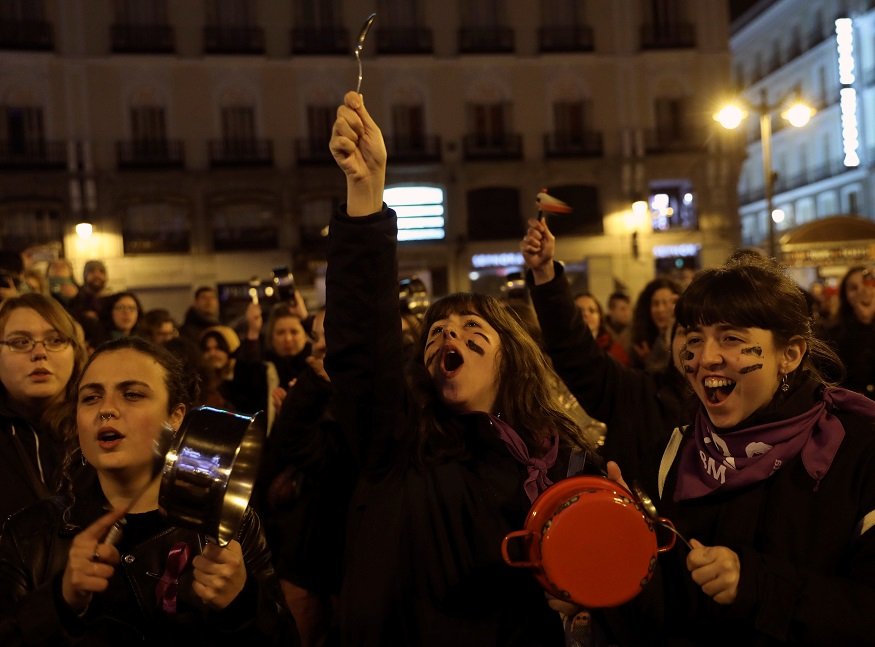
[0,474,298,646]
[324,207,571,646]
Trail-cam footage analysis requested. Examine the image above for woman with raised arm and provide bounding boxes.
[524,217,875,645]
[0,337,297,646]
[326,91,600,646]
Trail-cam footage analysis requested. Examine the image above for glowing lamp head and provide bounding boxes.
[782,102,814,128]
[713,104,746,130]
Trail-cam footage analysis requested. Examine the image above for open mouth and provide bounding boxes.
[97,429,124,443]
[703,377,736,404]
[441,348,464,374]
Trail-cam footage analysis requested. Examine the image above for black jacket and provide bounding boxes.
[0,475,298,646]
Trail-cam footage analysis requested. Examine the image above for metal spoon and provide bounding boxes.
[354,13,377,94]
[631,481,693,550]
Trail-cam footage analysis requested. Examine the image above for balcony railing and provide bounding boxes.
[537,25,594,53]
[375,27,433,54]
[543,131,603,158]
[116,140,185,169]
[208,139,273,167]
[640,22,696,50]
[0,140,66,169]
[386,136,442,163]
[295,137,333,164]
[203,26,265,54]
[0,20,52,50]
[463,133,522,160]
[458,27,514,53]
[290,27,348,54]
[643,127,706,153]
[111,23,175,53]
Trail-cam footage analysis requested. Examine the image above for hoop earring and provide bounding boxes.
[780,373,790,392]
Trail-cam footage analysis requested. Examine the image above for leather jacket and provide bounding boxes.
[0,476,298,646]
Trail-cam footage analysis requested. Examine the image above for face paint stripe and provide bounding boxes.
[466,339,485,356]
[738,363,763,374]
[741,346,763,357]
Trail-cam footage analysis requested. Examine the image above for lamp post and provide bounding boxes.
[714,89,814,259]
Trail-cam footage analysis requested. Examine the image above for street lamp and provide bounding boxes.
[714,89,815,259]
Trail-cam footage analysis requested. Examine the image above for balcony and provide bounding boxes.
[208,139,273,167]
[295,137,333,165]
[386,136,442,163]
[640,22,696,50]
[375,27,433,54]
[116,140,185,169]
[203,26,265,54]
[538,25,594,53]
[543,131,603,158]
[0,20,52,50]
[111,23,175,53]
[458,27,514,54]
[0,140,66,169]
[290,27,348,54]
[643,127,706,154]
[463,133,522,160]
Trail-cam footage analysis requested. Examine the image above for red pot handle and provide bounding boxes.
[501,530,540,567]
[655,517,678,553]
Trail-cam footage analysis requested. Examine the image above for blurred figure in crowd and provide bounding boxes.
[199,325,241,410]
[46,259,80,309]
[70,259,109,321]
[100,291,143,341]
[824,265,875,398]
[180,286,221,342]
[141,308,178,345]
[574,292,630,367]
[631,277,681,374]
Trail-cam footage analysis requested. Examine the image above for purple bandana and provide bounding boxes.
[489,414,559,503]
[675,387,875,501]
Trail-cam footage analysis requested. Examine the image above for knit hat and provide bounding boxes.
[200,325,241,354]
[83,259,106,279]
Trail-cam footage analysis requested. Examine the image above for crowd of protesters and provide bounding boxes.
[0,90,872,646]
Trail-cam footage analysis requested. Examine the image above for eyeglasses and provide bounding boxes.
[0,335,72,353]
[113,305,138,313]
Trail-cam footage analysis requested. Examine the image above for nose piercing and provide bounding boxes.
[100,413,113,422]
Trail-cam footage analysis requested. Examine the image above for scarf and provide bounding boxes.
[155,541,191,614]
[675,387,875,501]
[489,414,559,503]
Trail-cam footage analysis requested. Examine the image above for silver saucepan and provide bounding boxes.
[159,406,266,546]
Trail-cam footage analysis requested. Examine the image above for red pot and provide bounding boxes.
[501,475,675,608]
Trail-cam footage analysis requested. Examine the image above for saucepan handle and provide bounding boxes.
[655,517,679,552]
[501,530,540,567]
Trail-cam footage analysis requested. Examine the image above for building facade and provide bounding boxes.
[0,0,738,314]
[731,0,875,287]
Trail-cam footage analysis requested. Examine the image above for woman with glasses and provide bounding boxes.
[0,293,87,524]
[100,292,144,342]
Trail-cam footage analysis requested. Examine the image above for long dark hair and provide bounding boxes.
[675,253,842,386]
[631,277,681,347]
[410,293,584,460]
[837,265,868,325]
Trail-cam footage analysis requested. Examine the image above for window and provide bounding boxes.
[211,197,279,251]
[115,0,167,24]
[206,0,253,25]
[299,196,337,245]
[2,105,44,154]
[470,103,508,143]
[392,104,426,150]
[554,101,592,141]
[647,180,697,232]
[541,185,603,236]
[122,199,190,253]
[131,105,167,143]
[385,185,445,242]
[467,187,521,241]
[295,0,340,25]
[0,202,61,250]
[222,105,255,142]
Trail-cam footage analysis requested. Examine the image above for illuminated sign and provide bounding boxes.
[471,252,525,268]
[835,18,860,167]
[652,244,700,259]
[385,185,446,241]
